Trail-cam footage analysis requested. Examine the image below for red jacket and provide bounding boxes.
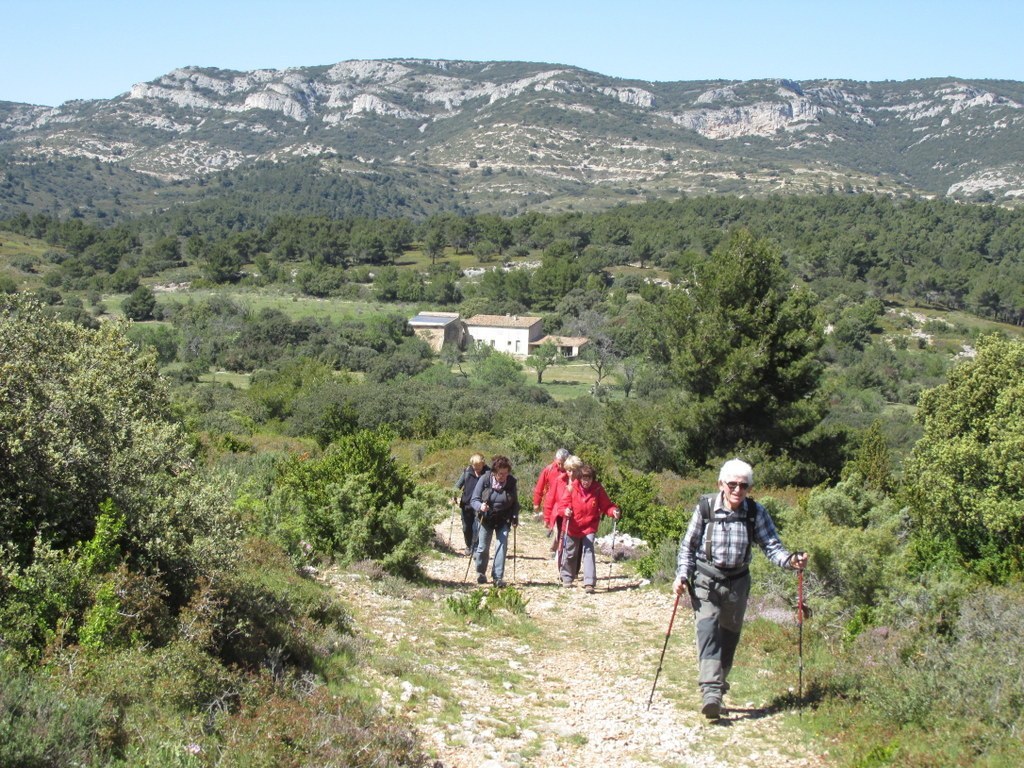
[533,461,568,526]
[565,480,618,537]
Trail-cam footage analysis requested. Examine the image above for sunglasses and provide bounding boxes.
[725,481,750,491]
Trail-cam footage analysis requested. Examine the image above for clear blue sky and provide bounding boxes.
[4,0,1023,107]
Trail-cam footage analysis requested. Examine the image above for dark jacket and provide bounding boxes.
[470,471,520,528]
[455,464,489,510]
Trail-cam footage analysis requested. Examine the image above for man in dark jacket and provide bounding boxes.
[470,454,520,587]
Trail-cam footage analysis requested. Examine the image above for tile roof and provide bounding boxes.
[464,314,543,329]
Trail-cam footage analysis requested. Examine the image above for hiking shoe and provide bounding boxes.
[495,580,506,588]
[476,574,486,584]
[701,697,722,719]
[561,581,572,588]
[584,585,595,594]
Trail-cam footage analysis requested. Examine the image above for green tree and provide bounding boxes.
[373,266,399,301]
[472,348,523,389]
[0,295,237,651]
[200,240,244,283]
[526,339,562,384]
[424,226,446,266]
[649,229,825,470]
[843,420,894,493]
[121,285,157,321]
[902,335,1024,581]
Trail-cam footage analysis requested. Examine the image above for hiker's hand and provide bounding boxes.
[790,551,808,570]
[480,503,489,513]
[673,576,688,596]
[533,504,540,513]
[611,507,621,520]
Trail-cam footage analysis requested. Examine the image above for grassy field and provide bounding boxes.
[0,230,55,292]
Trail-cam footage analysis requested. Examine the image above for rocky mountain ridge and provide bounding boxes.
[3,59,1024,219]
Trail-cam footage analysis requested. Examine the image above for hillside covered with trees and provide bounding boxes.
[2,190,1023,765]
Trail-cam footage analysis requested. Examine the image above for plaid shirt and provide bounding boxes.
[676,492,792,580]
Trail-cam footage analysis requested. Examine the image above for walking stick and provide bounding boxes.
[463,523,478,584]
[646,590,682,711]
[797,565,805,714]
[449,499,457,549]
[606,517,618,589]
[556,512,571,576]
[513,524,517,584]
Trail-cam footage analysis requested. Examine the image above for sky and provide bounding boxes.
[3,0,1024,107]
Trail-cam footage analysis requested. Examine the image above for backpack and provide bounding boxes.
[476,472,517,526]
[697,493,757,564]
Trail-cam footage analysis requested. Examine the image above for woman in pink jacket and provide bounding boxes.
[559,463,620,593]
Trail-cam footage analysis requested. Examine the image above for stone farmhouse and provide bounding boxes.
[409,312,588,360]
[463,314,544,358]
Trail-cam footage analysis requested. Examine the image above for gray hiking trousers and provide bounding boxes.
[692,564,751,699]
[560,533,597,587]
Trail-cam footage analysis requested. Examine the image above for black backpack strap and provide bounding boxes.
[699,494,714,561]
[743,497,757,561]
[699,494,756,562]
[476,472,494,520]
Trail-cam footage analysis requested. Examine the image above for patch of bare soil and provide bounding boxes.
[325,513,830,768]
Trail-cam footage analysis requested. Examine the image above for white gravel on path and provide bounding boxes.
[325,515,830,768]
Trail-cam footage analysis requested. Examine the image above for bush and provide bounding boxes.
[264,430,442,577]
[0,660,110,766]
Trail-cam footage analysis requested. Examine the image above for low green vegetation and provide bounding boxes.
[2,191,1024,765]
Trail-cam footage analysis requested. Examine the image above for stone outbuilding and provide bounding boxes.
[408,311,465,352]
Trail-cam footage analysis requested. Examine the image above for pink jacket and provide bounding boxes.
[565,480,618,537]
[533,461,568,527]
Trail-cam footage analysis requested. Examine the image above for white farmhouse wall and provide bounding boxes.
[464,315,543,358]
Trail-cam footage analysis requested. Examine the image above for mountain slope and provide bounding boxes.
[3,59,1024,221]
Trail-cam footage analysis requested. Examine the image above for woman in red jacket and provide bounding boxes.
[533,448,569,551]
[551,455,582,563]
[560,463,620,593]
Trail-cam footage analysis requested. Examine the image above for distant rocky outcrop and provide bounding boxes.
[3,60,1024,217]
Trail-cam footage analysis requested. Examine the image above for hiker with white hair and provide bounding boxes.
[673,458,808,719]
[533,448,570,552]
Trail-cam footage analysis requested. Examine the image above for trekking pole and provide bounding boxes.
[463,533,477,583]
[797,564,805,714]
[606,517,618,589]
[448,499,457,549]
[646,590,682,711]
[513,525,517,584]
[556,511,570,576]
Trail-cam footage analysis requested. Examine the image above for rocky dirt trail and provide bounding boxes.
[325,514,829,768]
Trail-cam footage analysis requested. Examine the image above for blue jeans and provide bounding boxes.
[475,521,510,582]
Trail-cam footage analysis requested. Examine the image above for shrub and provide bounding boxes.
[0,660,110,766]
[265,430,441,577]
